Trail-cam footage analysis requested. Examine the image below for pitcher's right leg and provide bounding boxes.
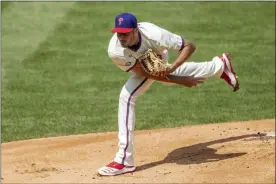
[171,53,239,91]
[219,53,239,91]
[171,56,224,78]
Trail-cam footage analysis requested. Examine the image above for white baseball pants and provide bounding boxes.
[114,55,224,166]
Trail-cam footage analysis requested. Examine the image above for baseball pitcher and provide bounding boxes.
[97,13,239,176]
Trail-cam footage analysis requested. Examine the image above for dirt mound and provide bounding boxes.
[2,119,275,183]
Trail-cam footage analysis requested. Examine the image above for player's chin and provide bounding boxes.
[120,41,128,47]
[121,44,127,48]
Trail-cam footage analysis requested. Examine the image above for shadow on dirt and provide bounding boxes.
[136,133,264,172]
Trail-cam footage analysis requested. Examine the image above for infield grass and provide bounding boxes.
[1,2,275,142]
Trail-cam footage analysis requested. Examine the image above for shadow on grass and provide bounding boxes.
[136,133,263,172]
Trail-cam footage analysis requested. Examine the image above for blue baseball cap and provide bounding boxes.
[111,13,138,33]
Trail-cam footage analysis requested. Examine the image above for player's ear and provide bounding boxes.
[133,28,139,34]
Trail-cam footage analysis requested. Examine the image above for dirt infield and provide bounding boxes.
[2,119,275,183]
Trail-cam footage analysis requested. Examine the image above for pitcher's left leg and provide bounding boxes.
[97,74,154,176]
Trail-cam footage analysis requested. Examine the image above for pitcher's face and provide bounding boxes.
[117,29,138,48]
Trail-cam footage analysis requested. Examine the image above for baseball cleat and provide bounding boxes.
[219,53,240,92]
[97,161,136,176]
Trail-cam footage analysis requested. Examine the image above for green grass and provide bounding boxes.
[2,2,275,142]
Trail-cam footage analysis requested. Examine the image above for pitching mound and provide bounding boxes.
[2,119,275,183]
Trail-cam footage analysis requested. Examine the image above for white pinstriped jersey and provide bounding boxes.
[108,22,184,72]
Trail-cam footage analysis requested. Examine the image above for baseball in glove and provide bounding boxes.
[137,49,169,78]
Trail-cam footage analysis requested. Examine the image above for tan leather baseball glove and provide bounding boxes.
[137,49,169,77]
[137,49,205,87]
